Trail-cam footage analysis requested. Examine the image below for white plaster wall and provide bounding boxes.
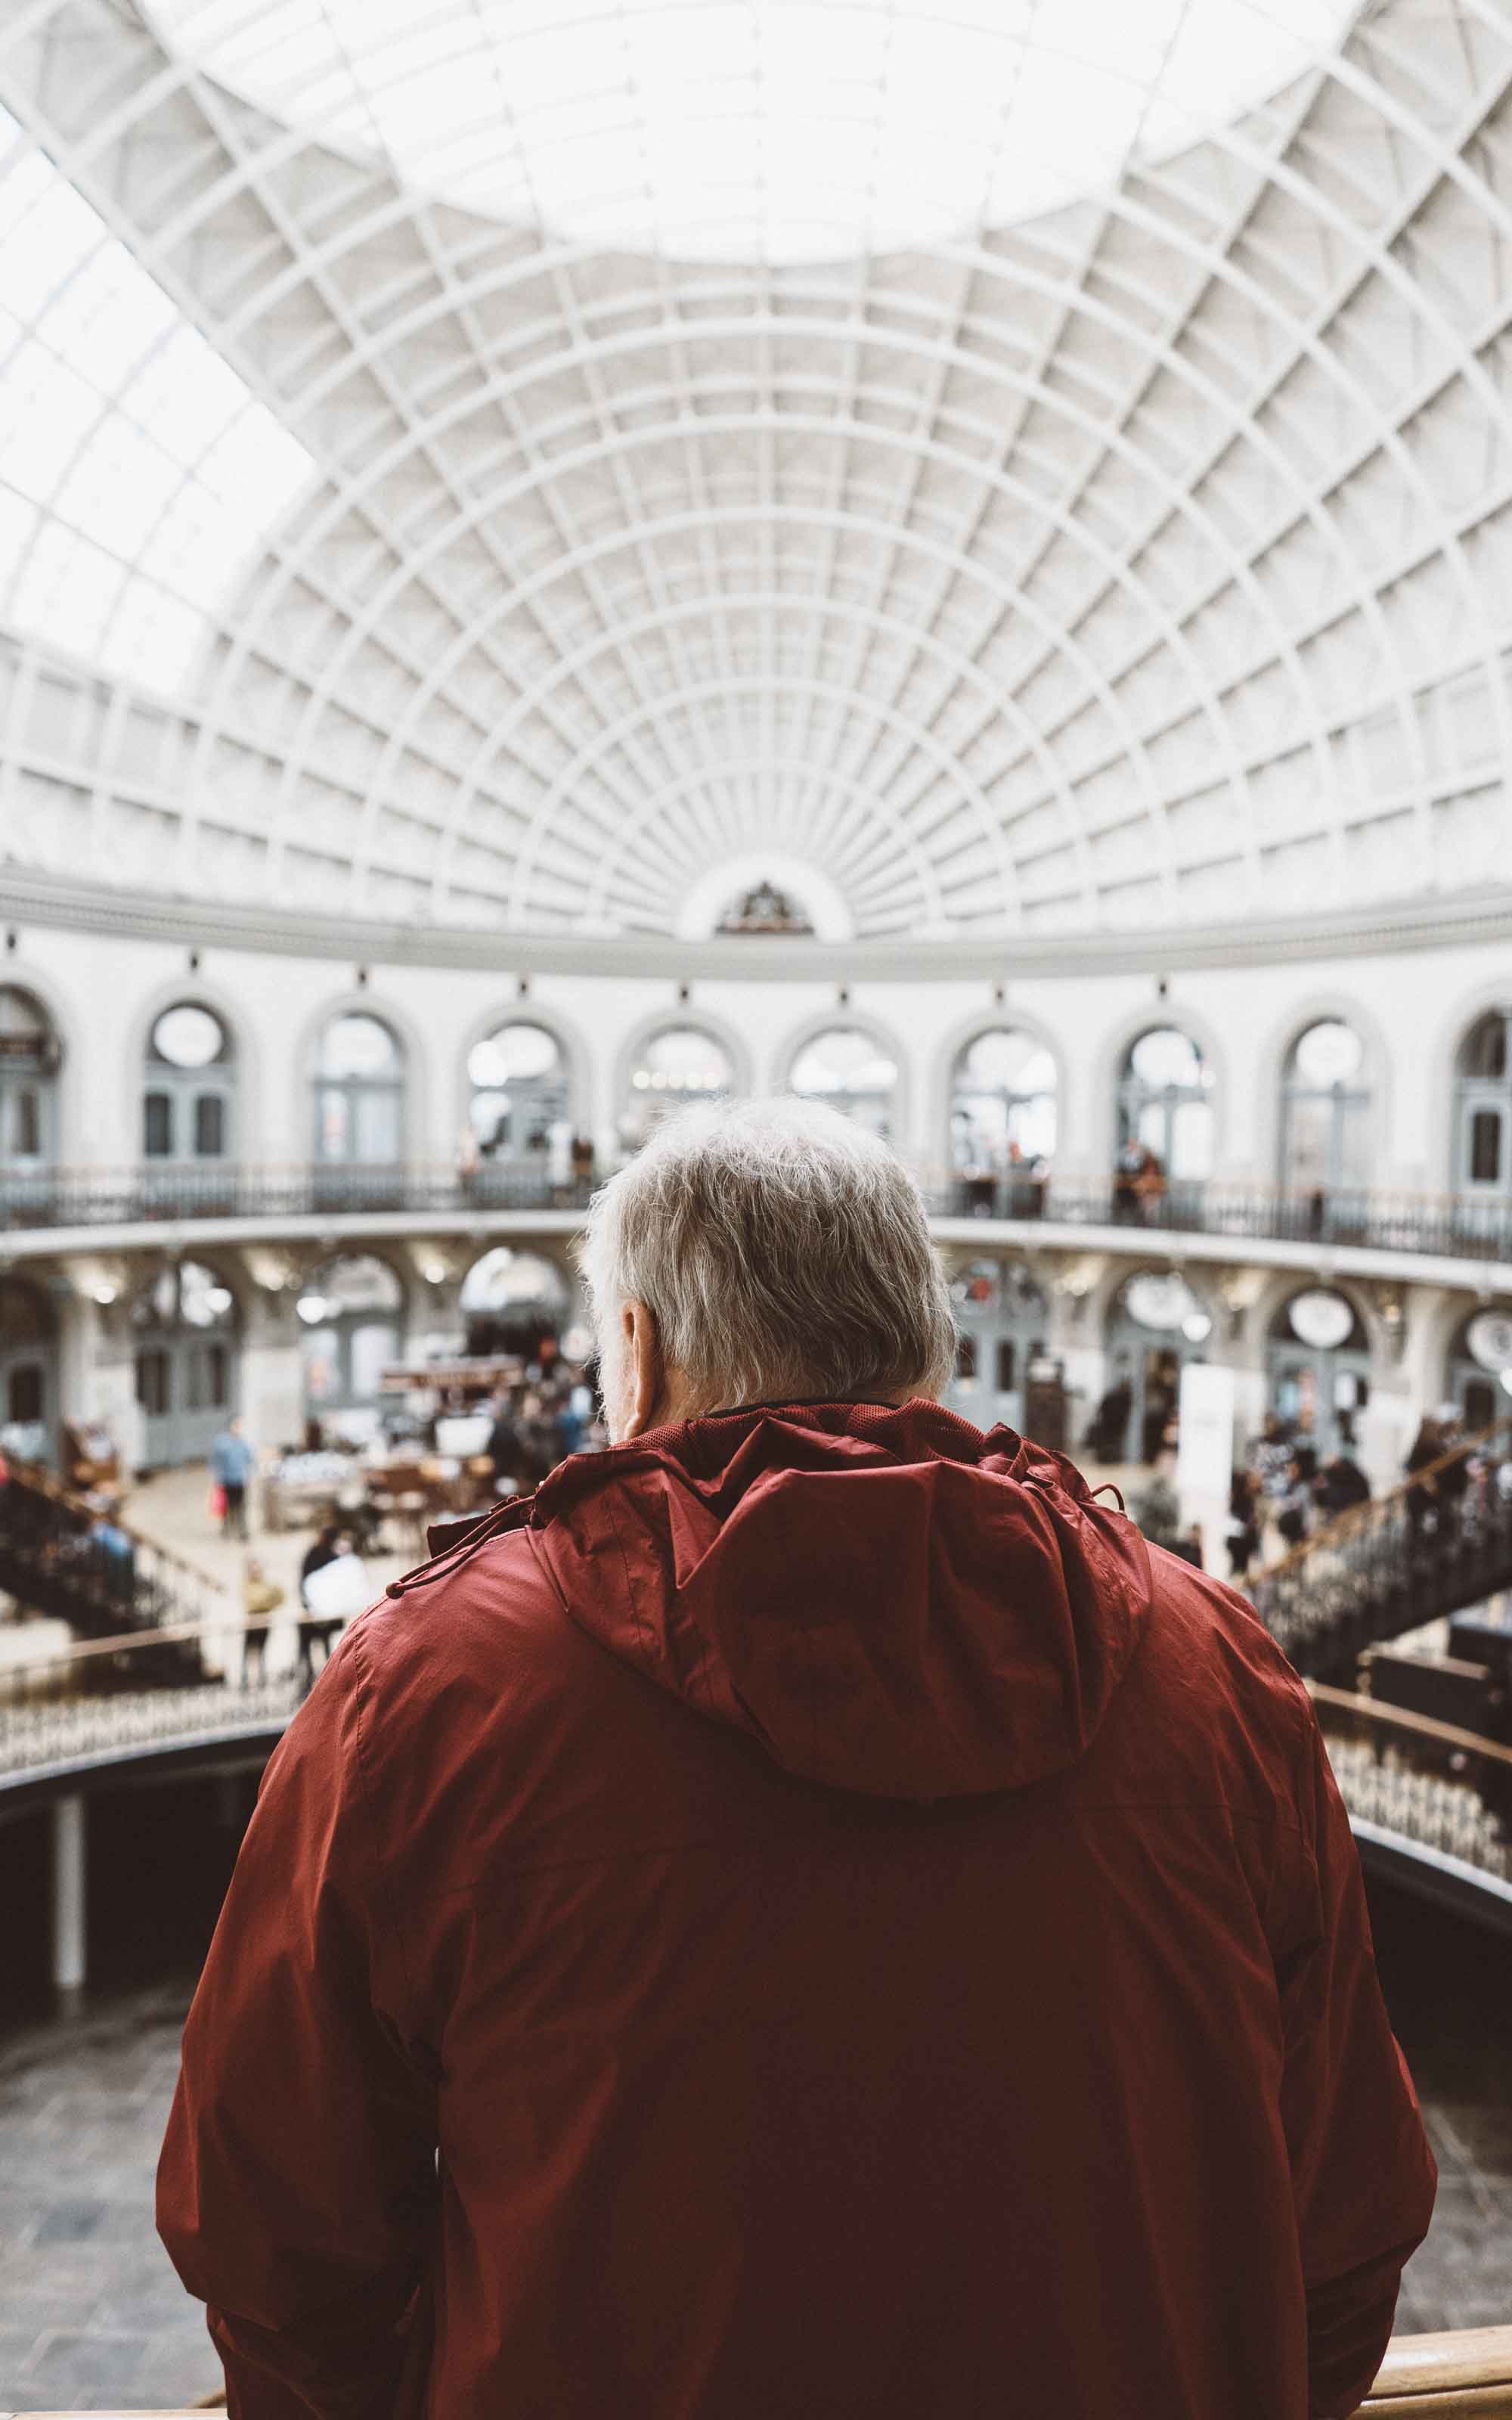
[3,921,1507,1196]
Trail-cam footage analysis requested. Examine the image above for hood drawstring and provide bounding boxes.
[383,1491,538,1599]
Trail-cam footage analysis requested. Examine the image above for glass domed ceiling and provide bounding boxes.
[4,0,1510,946]
[147,0,1357,260]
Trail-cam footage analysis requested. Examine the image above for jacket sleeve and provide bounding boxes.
[157,1624,437,2418]
[1275,1705,1437,2420]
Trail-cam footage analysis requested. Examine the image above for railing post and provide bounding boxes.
[52,1791,87,2010]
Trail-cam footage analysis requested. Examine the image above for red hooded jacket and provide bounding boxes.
[158,1401,1435,2418]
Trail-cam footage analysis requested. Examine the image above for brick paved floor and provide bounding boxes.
[0,1900,1508,2412]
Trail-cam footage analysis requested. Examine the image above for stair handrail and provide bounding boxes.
[1307,1679,1512,1773]
[2,1458,226,1598]
[1256,1413,1512,1585]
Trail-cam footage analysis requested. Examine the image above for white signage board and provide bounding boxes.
[1176,1360,1236,1500]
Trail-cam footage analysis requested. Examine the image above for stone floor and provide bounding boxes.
[0,1893,1508,2412]
[0,1981,222,2414]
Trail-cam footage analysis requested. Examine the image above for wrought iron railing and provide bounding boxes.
[3,1162,1512,1264]
[928,1172,1512,1261]
[0,1161,598,1229]
[1310,1682,1512,1885]
[0,1610,322,1777]
[0,1461,225,1646]
[1249,1419,1512,1681]
[2,1614,1510,1926]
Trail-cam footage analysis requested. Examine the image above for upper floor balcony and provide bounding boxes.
[5,1161,1512,1286]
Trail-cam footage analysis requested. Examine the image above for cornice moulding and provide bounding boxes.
[2,871,1511,982]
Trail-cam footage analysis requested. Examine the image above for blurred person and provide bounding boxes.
[298,1528,367,1689]
[1083,1367,1132,1463]
[209,1416,256,1540]
[1276,1453,1314,1550]
[1134,1144,1168,1223]
[1225,1466,1261,1581]
[160,1097,1434,2420]
[1111,1135,1145,1223]
[1430,1405,1473,1550]
[552,1388,585,1460]
[89,1492,135,1608]
[1403,1414,1442,1550]
[1313,1454,1371,1522]
[485,1392,525,1494]
[241,1555,285,1688]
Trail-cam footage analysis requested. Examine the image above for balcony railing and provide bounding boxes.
[5,1609,1510,1922]
[3,1163,1512,1264]
[0,1161,597,1229]
[930,1173,1512,1261]
[5,2324,1512,2416]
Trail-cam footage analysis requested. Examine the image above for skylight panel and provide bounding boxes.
[0,107,312,695]
[147,0,1358,263]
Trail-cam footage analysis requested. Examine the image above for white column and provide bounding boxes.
[52,1792,86,2005]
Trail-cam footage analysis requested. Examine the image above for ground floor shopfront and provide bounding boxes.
[2,1217,1510,1486]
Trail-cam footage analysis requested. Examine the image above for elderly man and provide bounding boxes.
[158,1099,1433,2420]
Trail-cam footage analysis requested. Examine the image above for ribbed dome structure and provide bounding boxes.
[2,0,1511,939]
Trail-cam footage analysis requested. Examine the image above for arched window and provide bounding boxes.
[1266,1287,1371,1459]
[467,1022,570,1168]
[297,1255,405,1426]
[950,1028,1058,1181]
[0,1274,57,1461]
[621,1025,733,1147]
[1280,1019,1369,1208]
[313,1013,404,1165]
[1445,1305,1512,1435]
[1098,1269,1213,1466]
[0,986,59,1168]
[947,1260,1049,1422]
[460,1248,572,1359]
[1455,1008,1512,1194]
[788,1026,898,1140]
[144,1003,235,1163]
[131,1260,239,1467]
[1117,1026,1213,1184]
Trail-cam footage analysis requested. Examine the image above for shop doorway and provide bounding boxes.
[131,1262,240,1466]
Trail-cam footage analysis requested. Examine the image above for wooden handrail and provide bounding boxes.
[5,2326,1512,2418]
[0,1604,342,1686]
[1309,1679,1512,1770]
[1260,1413,1512,1583]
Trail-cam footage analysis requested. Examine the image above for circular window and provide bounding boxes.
[151,1004,226,1069]
[958,1030,1057,1097]
[1285,1290,1356,1351]
[467,1022,562,1091]
[1121,1272,1203,1333]
[1292,1021,1363,1086]
[319,1013,400,1079]
[789,1029,898,1098]
[630,1028,732,1094]
[1128,1028,1204,1089]
[1466,1310,1512,1373]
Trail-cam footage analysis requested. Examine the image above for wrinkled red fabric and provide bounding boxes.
[158,1400,1435,2419]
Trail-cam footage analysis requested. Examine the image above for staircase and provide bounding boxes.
[1249,1420,1512,1683]
[0,1460,218,1682]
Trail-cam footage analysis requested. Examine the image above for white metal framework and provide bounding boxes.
[2,0,1512,939]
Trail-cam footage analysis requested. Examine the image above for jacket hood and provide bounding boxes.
[527,1399,1152,1801]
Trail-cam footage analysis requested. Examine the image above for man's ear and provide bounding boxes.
[620,1299,666,1440]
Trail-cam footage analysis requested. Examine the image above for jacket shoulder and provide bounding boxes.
[1104,1540,1315,1825]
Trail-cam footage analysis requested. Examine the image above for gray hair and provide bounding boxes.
[579,1095,956,1415]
